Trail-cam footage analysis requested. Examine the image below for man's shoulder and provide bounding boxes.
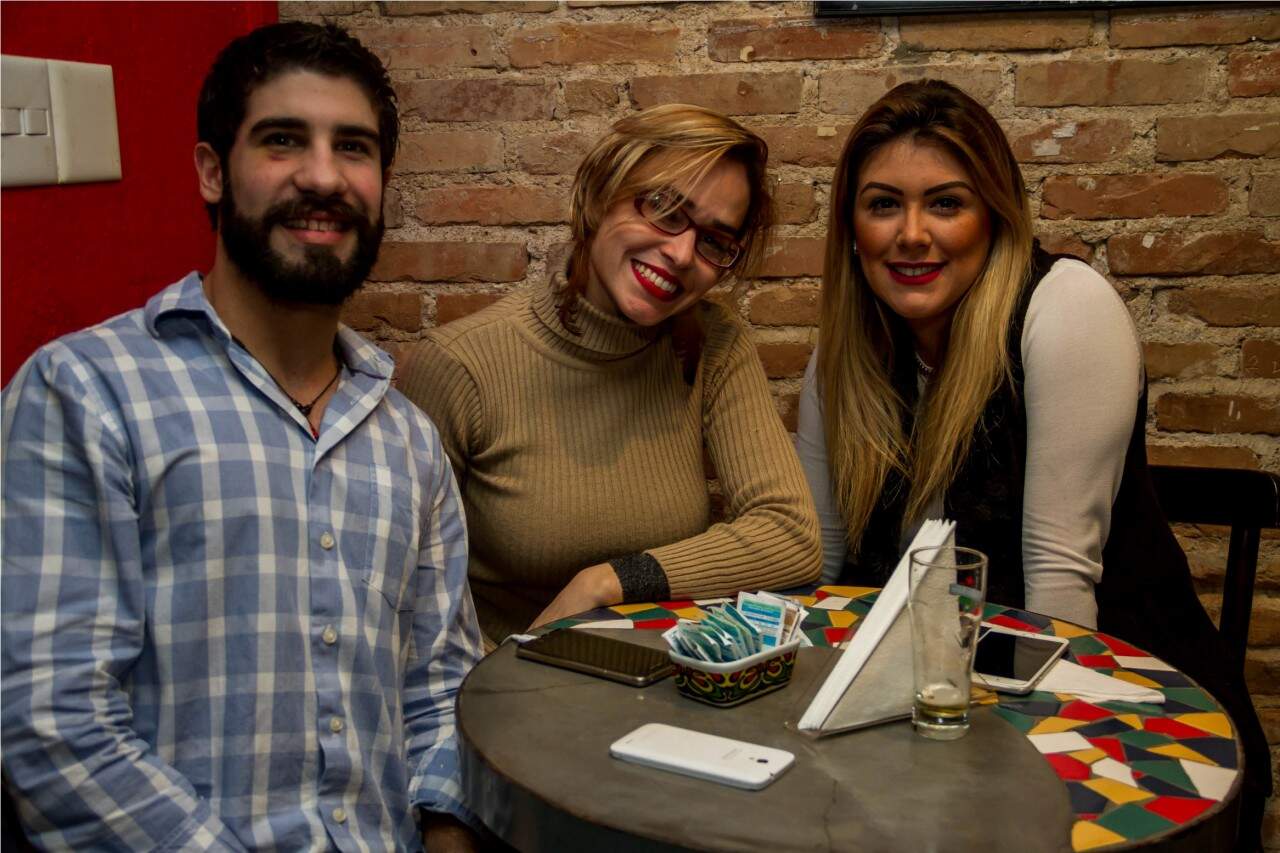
[18,306,154,390]
[377,384,448,450]
[16,276,202,380]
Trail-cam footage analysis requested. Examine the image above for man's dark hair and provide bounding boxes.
[197,21,398,228]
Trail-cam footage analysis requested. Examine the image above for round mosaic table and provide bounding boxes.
[458,586,1242,852]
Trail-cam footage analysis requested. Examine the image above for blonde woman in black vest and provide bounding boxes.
[796,79,1268,846]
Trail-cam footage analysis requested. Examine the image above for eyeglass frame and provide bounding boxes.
[631,192,744,270]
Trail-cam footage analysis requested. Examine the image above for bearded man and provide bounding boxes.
[1,22,481,852]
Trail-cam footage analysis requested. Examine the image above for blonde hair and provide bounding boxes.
[560,104,772,353]
[819,80,1034,550]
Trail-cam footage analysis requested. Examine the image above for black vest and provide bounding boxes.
[842,248,1270,806]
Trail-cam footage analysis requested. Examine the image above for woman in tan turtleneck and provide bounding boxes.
[400,104,821,643]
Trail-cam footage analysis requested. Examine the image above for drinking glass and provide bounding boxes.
[907,545,987,740]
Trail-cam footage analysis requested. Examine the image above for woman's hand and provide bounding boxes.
[530,564,623,630]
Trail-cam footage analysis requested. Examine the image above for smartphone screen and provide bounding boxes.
[516,630,674,686]
[973,629,1066,682]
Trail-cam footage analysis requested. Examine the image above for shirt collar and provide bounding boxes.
[145,272,394,381]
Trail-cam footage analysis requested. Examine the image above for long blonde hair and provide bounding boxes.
[819,80,1034,551]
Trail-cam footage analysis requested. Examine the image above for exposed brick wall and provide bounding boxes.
[281,1,1280,831]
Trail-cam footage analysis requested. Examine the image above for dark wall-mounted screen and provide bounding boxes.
[815,1,1221,17]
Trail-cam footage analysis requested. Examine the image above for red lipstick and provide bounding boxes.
[887,262,944,286]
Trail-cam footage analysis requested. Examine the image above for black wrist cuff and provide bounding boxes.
[609,553,670,603]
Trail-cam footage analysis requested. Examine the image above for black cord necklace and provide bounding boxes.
[282,362,342,416]
[233,335,343,416]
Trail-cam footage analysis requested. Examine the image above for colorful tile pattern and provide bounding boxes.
[550,585,1240,851]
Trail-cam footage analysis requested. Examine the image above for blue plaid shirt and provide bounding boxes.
[2,273,482,851]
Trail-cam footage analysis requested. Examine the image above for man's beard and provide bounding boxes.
[218,186,384,306]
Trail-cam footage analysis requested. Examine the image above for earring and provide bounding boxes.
[851,241,859,256]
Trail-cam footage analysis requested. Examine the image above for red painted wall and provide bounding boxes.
[1,1,277,384]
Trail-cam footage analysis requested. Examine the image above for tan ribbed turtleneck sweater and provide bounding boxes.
[399,283,821,641]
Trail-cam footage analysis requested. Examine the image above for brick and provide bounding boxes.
[1035,232,1094,262]
[342,291,422,333]
[514,131,593,175]
[371,242,528,283]
[631,72,803,116]
[417,185,567,226]
[1155,393,1280,436]
[749,286,821,326]
[1109,232,1280,276]
[383,185,404,229]
[1260,706,1280,744]
[756,125,851,167]
[899,12,1090,51]
[758,237,826,279]
[566,0,677,5]
[565,79,619,115]
[1245,650,1280,694]
[1230,48,1280,98]
[1146,443,1260,470]
[1142,342,1218,380]
[546,242,573,279]
[1004,118,1132,164]
[1110,8,1280,47]
[399,79,556,122]
[349,26,496,69]
[508,23,678,68]
[1156,114,1280,161]
[775,391,800,432]
[1244,339,1280,379]
[285,2,369,15]
[1251,173,1280,216]
[819,65,1001,118]
[1041,173,1228,220]
[435,292,504,325]
[756,341,813,379]
[397,131,503,174]
[1248,599,1280,645]
[383,1,558,14]
[707,17,881,62]
[1016,58,1210,107]
[773,182,818,225]
[1169,285,1280,327]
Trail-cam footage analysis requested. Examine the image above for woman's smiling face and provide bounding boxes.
[853,136,993,351]
[584,157,750,327]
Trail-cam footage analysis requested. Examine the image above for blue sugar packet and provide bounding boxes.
[714,604,763,655]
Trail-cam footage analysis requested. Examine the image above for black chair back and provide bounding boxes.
[1149,464,1280,675]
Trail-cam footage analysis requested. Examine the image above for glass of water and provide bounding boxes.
[907,545,987,740]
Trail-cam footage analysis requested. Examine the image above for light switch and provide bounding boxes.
[22,107,48,136]
[1,55,57,186]
[1,54,121,187]
[48,58,121,184]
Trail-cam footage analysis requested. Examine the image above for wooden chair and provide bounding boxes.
[1149,464,1280,675]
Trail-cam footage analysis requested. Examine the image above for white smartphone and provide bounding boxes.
[609,723,795,791]
[972,624,1070,694]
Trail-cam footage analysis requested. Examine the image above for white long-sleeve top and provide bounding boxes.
[796,259,1143,629]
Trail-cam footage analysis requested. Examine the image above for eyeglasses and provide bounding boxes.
[633,190,743,269]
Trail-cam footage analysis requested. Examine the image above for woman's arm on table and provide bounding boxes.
[1021,260,1142,629]
[796,349,852,584]
[644,310,823,599]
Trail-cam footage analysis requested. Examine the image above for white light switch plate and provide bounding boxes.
[1,55,57,186]
[1,54,121,187]
[49,58,121,184]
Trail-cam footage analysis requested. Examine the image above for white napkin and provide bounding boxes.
[1037,659,1165,704]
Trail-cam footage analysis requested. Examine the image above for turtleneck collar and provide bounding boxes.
[529,280,664,360]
